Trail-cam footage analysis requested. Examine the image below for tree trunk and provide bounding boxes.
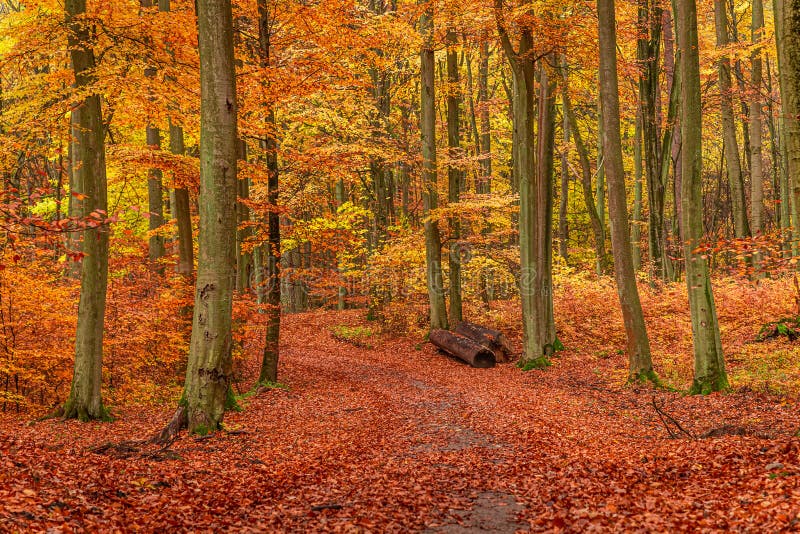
[446,28,463,326]
[453,321,513,363]
[598,0,655,381]
[477,37,492,193]
[63,0,110,421]
[632,108,643,269]
[637,0,666,280]
[768,41,791,253]
[773,0,793,255]
[146,125,166,267]
[66,112,82,279]
[158,0,193,276]
[677,0,729,394]
[335,179,347,311]
[236,140,252,292]
[536,61,557,353]
[713,0,749,239]
[562,85,610,272]
[750,0,765,270]
[496,0,555,366]
[559,69,570,262]
[596,100,607,276]
[429,330,496,368]
[664,4,684,255]
[169,123,194,276]
[659,14,682,281]
[775,0,800,258]
[368,0,392,247]
[420,4,448,331]
[259,113,281,384]
[141,0,165,267]
[181,0,239,433]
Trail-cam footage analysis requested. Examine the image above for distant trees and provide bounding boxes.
[14,0,800,420]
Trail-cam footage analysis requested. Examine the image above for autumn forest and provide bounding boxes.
[1,0,800,530]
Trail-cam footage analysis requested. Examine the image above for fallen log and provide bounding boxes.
[429,329,496,368]
[454,321,513,363]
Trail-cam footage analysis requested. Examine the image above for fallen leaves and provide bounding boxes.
[0,310,798,531]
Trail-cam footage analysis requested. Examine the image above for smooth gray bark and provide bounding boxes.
[678,0,729,394]
[63,0,110,421]
[750,0,765,274]
[496,0,556,366]
[420,4,448,331]
[714,0,750,239]
[446,28,463,326]
[181,0,239,433]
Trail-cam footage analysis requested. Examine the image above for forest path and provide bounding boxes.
[1,310,800,531]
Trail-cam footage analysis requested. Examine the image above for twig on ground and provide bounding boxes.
[652,396,697,440]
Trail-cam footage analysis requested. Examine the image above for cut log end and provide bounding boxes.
[430,329,496,368]
[453,321,514,363]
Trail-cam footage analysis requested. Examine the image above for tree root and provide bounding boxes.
[152,406,188,446]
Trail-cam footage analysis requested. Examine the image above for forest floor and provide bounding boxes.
[2,309,800,532]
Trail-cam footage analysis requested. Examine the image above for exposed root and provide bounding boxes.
[700,425,773,439]
[152,406,188,446]
[31,405,65,423]
[88,440,147,458]
[89,436,182,461]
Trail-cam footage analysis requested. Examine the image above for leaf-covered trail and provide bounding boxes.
[2,310,800,532]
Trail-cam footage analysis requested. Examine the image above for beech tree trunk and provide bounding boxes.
[169,123,194,276]
[257,0,280,384]
[536,62,557,353]
[159,0,193,277]
[772,0,792,254]
[559,68,570,262]
[141,0,165,267]
[63,0,110,421]
[236,140,252,292]
[562,85,610,272]
[637,0,666,280]
[146,125,165,267]
[368,0,392,246]
[446,27,463,326]
[181,0,239,433]
[597,0,655,381]
[750,0,765,270]
[775,0,800,258]
[419,5,448,331]
[632,109,643,269]
[66,113,82,279]
[713,0,749,239]
[477,37,492,194]
[496,0,556,366]
[596,101,607,276]
[677,0,729,394]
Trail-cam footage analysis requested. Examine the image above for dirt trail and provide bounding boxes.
[1,310,800,531]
